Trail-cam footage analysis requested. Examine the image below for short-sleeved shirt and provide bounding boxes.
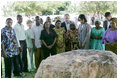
[40,29,57,47]
[1,26,18,57]
[13,23,26,47]
[30,24,43,48]
[13,23,26,40]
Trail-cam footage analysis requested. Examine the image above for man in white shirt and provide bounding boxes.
[13,15,28,73]
[65,21,70,31]
[107,20,110,29]
[61,14,74,32]
[31,16,44,69]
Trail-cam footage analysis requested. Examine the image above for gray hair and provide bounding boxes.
[64,14,70,17]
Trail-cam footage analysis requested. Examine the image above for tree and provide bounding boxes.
[78,1,117,17]
[2,1,69,17]
[1,1,117,17]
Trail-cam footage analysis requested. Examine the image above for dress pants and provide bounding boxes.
[28,48,35,70]
[4,56,20,78]
[34,48,44,69]
[14,40,28,73]
[19,40,28,72]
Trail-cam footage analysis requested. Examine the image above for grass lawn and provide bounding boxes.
[1,50,37,78]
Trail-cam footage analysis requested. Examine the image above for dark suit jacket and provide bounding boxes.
[103,20,111,31]
[61,21,74,32]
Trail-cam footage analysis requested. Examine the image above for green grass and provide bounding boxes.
[13,70,36,78]
[1,50,37,78]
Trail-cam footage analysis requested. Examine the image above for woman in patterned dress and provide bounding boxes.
[68,23,80,50]
[53,20,65,54]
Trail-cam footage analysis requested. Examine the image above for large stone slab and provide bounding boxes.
[35,50,117,78]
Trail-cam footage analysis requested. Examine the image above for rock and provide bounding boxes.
[35,50,117,78]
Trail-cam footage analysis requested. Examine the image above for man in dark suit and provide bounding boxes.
[61,14,74,52]
[103,12,112,31]
[61,14,74,32]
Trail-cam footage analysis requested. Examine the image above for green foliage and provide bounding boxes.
[78,1,117,16]
[2,1,70,17]
[1,1,117,17]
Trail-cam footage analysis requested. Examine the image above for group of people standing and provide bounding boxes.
[1,12,117,78]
